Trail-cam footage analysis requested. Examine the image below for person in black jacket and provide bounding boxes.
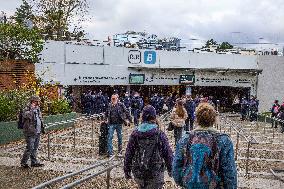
[105,94,132,157]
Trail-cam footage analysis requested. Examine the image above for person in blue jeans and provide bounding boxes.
[105,94,132,157]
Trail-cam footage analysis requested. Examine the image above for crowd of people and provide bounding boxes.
[20,91,241,188]
[19,90,284,188]
[84,91,237,188]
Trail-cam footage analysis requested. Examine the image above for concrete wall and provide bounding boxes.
[257,56,284,112]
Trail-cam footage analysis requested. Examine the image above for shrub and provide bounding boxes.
[49,98,72,115]
[0,89,34,122]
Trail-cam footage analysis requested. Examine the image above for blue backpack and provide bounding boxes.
[181,131,221,188]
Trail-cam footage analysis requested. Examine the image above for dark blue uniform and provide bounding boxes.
[131,96,143,126]
[150,95,162,115]
[94,94,106,114]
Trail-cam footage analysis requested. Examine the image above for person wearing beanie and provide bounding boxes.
[172,103,237,188]
[20,95,45,168]
[124,105,173,189]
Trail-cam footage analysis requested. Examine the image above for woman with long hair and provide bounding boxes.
[170,99,188,145]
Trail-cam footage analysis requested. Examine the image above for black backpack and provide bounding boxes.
[132,131,164,179]
[17,110,24,129]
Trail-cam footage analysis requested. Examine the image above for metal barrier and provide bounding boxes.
[45,113,104,160]
[220,114,259,175]
[257,114,284,136]
[270,169,284,183]
[159,110,171,132]
[32,155,123,189]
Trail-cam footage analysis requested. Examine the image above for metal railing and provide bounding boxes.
[45,113,104,160]
[32,155,123,189]
[256,114,284,136]
[270,169,284,183]
[219,114,259,175]
[159,110,171,132]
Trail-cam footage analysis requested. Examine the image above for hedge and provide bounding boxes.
[0,112,78,145]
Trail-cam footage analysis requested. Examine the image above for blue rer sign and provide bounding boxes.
[144,51,156,64]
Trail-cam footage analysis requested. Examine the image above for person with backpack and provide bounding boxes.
[172,103,237,189]
[131,92,144,126]
[271,100,280,128]
[124,105,173,189]
[20,96,45,168]
[184,95,196,131]
[105,94,132,157]
[170,99,188,146]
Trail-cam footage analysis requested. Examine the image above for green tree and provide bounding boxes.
[27,0,89,40]
[0,23,43,63]
[204,39,218,48]
[14,0,34,26]
[219,42,233,50]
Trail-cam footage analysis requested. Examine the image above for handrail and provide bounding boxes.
[219,114,260,175]
[270,169,284,183]
[60,161,123,189]
[220,114,258,144]
[44,113,104,129]
[159,110,171,132]
[32,155,117,189]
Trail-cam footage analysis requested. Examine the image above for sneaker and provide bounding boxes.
[31,163,44,167]
[21,164,30,168]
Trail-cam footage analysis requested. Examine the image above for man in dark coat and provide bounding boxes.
[21,96,45,168]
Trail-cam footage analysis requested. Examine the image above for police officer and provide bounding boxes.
[123,92,132,112]
[84,90,93,115]
[184,95,196,131]
[131,92,143,126]
[94,90,106,114]
[150,93,162,115]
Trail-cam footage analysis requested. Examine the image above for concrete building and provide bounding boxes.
[36,40,284,112]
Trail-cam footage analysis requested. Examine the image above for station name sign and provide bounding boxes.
[129,74,145,84]
[179,75,195,85]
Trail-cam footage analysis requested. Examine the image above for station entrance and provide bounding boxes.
[71,85,250,112]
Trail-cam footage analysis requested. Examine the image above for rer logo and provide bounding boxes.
[144,51,156,64]
[128,50,141,64]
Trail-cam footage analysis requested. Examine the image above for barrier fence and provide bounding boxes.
[45,113,104,160]
[219,115,259,175]
[257,114,284,135]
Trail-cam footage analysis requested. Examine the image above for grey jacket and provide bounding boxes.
[22,104,44,136]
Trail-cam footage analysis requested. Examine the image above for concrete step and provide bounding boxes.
[238,148,284,160]
[237,158,284,173]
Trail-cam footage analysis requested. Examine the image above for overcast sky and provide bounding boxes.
[2,0,284,48]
